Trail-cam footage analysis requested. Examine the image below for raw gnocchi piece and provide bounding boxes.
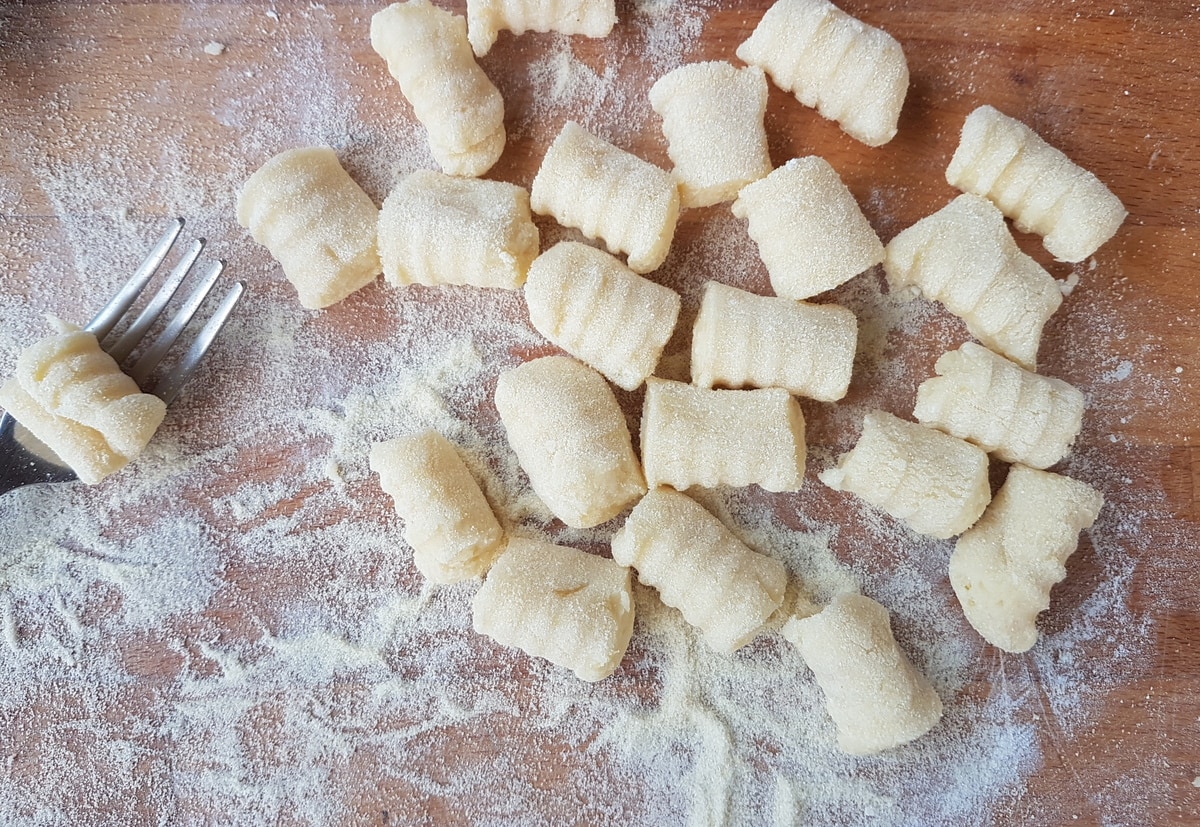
[370,0,506,177]
[648,61,772,208]
[782,594,943,755]
[732,157,883,300]
[611,487,787,653]
[691,281,857,402]
[237,146,381,310]
[530,121,680,274]
[950,465,1103,653]
[466,0,616,57]
[0,322,165,484]
[914,342,1085,470]
[640,378,806,492]
[378,169,540,290]
[736,0,908,147]
[472,537,634,681]
[946,105,1127,262]
[369,431,504,584]
[524,242,681,391]
[883,194,1061,370]
[494,356,646,528]
[819,410,990,539]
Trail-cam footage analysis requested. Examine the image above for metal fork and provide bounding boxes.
[0,219,244,495]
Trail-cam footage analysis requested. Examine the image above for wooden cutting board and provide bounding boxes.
[0,1,1198,824]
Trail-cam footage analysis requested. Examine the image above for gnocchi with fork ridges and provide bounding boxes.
[466,0,616,57]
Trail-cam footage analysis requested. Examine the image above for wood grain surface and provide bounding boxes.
[1,1,1199,825]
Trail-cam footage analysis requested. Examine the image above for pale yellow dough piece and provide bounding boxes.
[782,594,943,755]
[378,169,540,290]
[530,121,680,273]
[472,537,634,681]
[819,410,990,539]
[494,356,646,528]
[914,342,1085,470]
[0,323,165,484]
[648,61,772,208]
[732,156,883,300]
[369,431,504,584]
[524,242,681,391]
[611,486,787,653]
[466,0,616,56]
[950,465,1103,653]
[691,281,857,402]
[236,146,381,310]
[640,378,806,492]
[946,105,1126,262]
[736,0,909,147]
[370,0,506,177]
[884,193,1061,370]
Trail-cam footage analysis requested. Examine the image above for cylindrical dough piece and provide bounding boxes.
[950,465,1103,653]
[472,537,635,682]
[0,379,126,484]
[369,431,505,584]
[237,147,381,310]
[524,242,681,391]
[611,487,787,652]
[466,0,616,57]
[370,0,506,177]
[530,121,680,274]
[946,105,1126,262]
[914,342,1085,469]
[648,61,772,208]
[640,377,806,492]
[736,0,908,147]
[781,594,943,755]
[884,194,1061,370]
[819,410,990,539]
[732,156,883,300]
[494,356,647,528]
[378,169,540,290]
[691,281,857,402]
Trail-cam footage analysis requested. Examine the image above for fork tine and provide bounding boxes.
[86,218,185,340]
[153,282,245,405]
[128,259,225,388]
[106,237,206,365]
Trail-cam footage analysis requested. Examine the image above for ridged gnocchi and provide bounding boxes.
[946,105,1126,262]
[237,146,381,310]
[524,242,681,391]
[370,0,506,177]
[378,169,540,290]
[466,0,616,57]
[611,486,787,653]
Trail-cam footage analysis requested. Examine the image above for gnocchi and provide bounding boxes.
[472,537,635,682]
[883,193,1061,370]
[237,146,381,310]
[691,281,857,402]
[736,0,908,147]
[950,465,1104,653]
[524,242,681,391]
[946,105,1127,262]
[640,378,806,492]
[378,169,540,290]
[648,61,772,208]
[914,342,1085,470]
[530,121,680,274]
[732,156,883,300]
[611,486,787,653]
[369,431,505,584]
[466,0,616,57]
[0,322,165,484]
[370,0,506,177]
[782,594,943,755]
[819,410,990,539]
[494,356,646,528]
